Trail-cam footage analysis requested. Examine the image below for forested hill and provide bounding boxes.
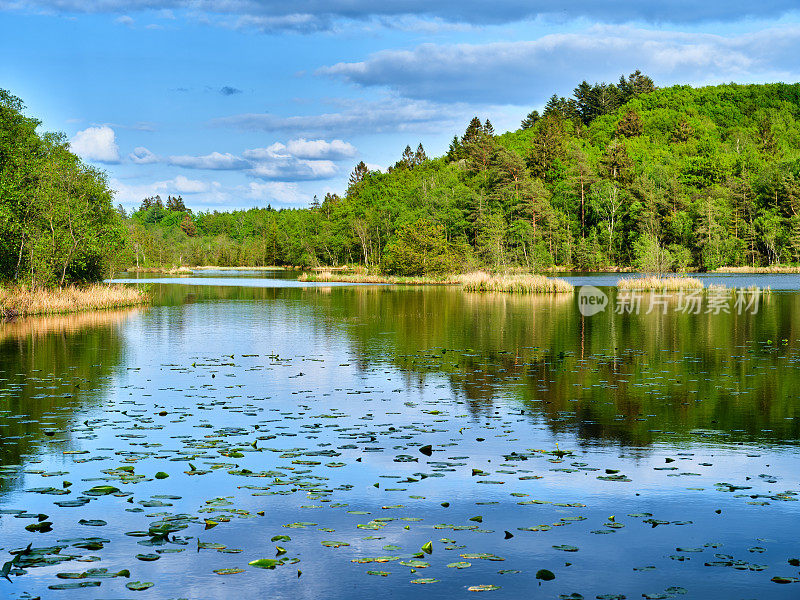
[127,76,800,273]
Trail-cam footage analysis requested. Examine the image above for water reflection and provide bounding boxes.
[302,286,799,445]
[0,309,137,485]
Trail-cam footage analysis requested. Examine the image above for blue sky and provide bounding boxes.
[2,2,800,212]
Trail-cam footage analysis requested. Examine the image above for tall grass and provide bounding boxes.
[714,265,800,273]
[1,284,149,318]
[459,272,574,293]
[617,276,704,291]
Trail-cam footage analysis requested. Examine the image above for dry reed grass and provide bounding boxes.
[714,265,800,273]
[0,284,149,317]
[617,276,704,291]
[459,271,574,293]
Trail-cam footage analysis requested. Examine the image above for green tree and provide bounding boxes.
[381,219,457,276]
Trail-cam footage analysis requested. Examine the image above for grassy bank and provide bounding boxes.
[298,271,459,284]
[617,276,704,290]
[460,272,574,293]
[1,284,149,318]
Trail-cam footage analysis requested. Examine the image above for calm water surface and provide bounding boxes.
[1,271,799,599]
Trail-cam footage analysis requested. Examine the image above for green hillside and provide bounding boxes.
[120,76,800,272]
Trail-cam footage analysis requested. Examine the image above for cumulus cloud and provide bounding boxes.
[168,151,249,170]
[2,1,800,30]
[317,25,800,105]
[110,175,211,206]
[129,146,159,164]
[169,174,209,193]
[242,145,338,181]
[282,138,356,160]
[130,139,354,182]
[70,126,120,163]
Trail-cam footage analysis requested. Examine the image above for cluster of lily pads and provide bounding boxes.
[0,336,798,600]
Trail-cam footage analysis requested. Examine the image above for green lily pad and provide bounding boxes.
[126,581,154,591]
[468,584,501,591]
[249,559,283,569]
[536,569,555,581]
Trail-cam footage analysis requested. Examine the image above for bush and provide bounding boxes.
[633,234,673,273]
[381,219,458,276]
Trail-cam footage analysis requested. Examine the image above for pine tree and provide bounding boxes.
[526,114,567,182]
[520,110,540,130]
[462,117,484,145]
[544,95,579,121]
[483,119,495,136]
[400,145,415,169]
[414,143,427,166]
[446,135,463,161]
[617,70,655,103]
[572,81,594,125]
[348,161,369,191]
[166,195,187,211]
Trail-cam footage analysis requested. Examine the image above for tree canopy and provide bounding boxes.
[0,90,124,285]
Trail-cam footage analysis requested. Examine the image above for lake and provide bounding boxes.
[1,270,799,599]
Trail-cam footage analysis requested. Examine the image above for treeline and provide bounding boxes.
[0,90,124,286]
[124,73,800,273]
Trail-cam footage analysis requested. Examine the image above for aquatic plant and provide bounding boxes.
[459,272,574,293]
[0,283,148,317]
[617,276,704,290]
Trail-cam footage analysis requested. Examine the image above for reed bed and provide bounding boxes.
[714,265,800,273]
[298,271,458,284]
[459,272,574,293]
[0,284,149,318]
[617,276,704,291]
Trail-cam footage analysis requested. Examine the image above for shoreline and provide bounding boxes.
[1,283,149,319]
[298,271,460,285]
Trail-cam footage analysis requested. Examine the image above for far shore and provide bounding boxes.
[117,265,800,276]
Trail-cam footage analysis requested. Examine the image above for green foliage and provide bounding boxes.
[633,234,674,273]
[381,219,459,276]
[0,90,124,285]
[118,77,800,271]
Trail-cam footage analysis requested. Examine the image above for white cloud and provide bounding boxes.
[142,140,354,182]
[168,151,249,170]
[114,14,133,26]
[110,175,209,206]
[129,146,159,164]
[317,24,800,105]
[3,1,800,30]
[243,145,338,181]
[70,126,120,164]
[285,138,357,159]
[167,174,209,193]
